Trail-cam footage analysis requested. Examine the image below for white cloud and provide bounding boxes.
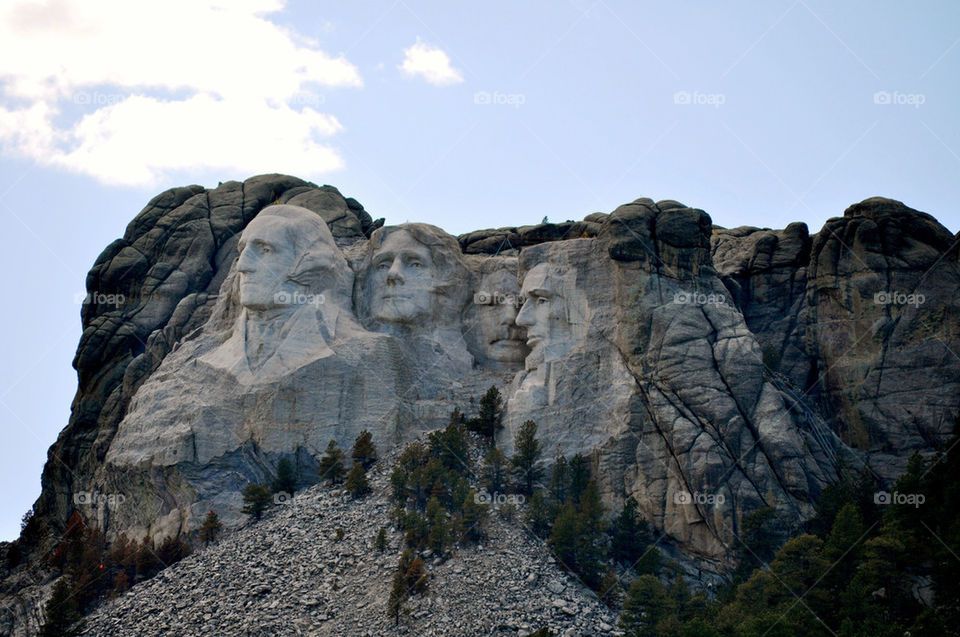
[399,38,463,86]
[0,0,361,186]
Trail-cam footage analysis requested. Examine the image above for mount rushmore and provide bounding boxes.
[18,174,960,586]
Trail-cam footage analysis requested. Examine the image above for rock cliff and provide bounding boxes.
[3,177,958,635]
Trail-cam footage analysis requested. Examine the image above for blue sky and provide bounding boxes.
[1,0,958,541]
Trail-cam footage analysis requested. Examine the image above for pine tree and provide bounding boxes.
[549,502,580,571]
[345,462,371,498]
[483,446,507,493]
[351,430,378,469]
[387,568,407,625]
[526,490,553,537]
[272,457,297,495]
[620,575,674,637]
[404,556,428,594]
[451,476,470,514]
[568,453,590,504]
[241,484,273,521]
[575,481,607,586]
[471,386,503,439]
[199,510,223,545]
[459,489,488,544]
[427,497,448,555]
[404,512,429,549]
[318,440,346,485]
[611,496,650,566]
[511,420,543,495]
[599,567,623,606]
[110,570,130,597]
[40,578,84,637]
[549,453,569,505]
[735,506,781,578]
[375,528,388,552]
[429,419,469,472]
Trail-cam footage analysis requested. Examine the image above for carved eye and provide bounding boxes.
[537,296,549,305]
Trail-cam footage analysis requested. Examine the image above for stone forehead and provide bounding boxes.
[521,263,568,294]
[246,204,337,246]
[374,228,434,257]
[480,268,520,290]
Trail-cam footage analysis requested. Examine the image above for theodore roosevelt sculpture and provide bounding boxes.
[465,257,529,368]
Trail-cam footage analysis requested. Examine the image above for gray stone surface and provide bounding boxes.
[712,197,960,481]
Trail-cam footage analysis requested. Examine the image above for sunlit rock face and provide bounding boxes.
[29,177,960,577]
[358,223,475,383]
[103,205,407,538]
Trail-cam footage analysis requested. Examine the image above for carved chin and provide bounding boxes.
[524,344,545,371]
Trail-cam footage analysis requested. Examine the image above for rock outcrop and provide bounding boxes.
[4,178,958,636]
[713,197,960,481]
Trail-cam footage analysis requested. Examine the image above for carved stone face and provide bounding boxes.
[515,263,579,369]
[235,216,301,311]
[475,269,528,364]
[370,229,438,324]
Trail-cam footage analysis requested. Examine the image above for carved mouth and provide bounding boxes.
[490,338,526,348]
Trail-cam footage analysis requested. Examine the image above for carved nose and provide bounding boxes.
[386,260,404,284]
[236,249,256,273]
[515,301,534,327]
